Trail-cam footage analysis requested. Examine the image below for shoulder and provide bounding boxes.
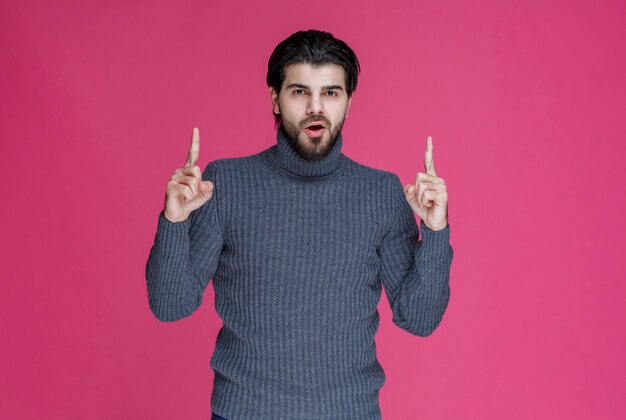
[342,155,403,189]
[342,156,408,228]
[202,152,265,178]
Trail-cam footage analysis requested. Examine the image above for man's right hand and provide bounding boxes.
[163,127,215,223]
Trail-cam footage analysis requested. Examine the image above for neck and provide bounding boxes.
[265,126,346,178]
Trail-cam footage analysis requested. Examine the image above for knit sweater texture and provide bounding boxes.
[145,127,454,419]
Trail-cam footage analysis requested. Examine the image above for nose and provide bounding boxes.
[306,93,324,115]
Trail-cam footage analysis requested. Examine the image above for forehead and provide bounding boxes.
[282,62,346,89]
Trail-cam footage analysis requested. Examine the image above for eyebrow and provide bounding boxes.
[286,83,345,91]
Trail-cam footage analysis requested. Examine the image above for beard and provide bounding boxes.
[280,115,345,160]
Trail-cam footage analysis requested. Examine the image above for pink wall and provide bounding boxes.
[1,1,624,419]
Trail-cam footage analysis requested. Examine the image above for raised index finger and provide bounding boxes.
[185,127,200,167]
[424,135,437,176]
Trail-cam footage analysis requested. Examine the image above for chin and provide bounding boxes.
[300,136,333,160]
[303,136,327,152]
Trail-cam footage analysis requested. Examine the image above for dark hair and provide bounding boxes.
[266,29,361,129]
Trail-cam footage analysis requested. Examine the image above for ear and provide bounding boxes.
[345,93,354,118]
[269,86,280,115]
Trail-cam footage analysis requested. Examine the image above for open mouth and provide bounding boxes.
[305,125,326,136]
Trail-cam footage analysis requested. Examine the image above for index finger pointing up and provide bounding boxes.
[424,135,437,176]
[185,127,200,167]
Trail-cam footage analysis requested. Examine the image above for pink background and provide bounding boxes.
[1,0,624,419]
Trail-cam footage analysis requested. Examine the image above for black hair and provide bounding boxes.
[266,29,361,129]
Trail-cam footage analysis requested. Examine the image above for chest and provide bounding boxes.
[220,180,388,269]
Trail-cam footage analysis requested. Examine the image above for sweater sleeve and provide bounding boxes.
[377,174,454,337]
[145,161,224,322]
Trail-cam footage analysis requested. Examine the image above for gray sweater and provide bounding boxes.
[145,127,454,419]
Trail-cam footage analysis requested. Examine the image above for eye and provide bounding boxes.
[294,89,305,95]
[326,91,336,96]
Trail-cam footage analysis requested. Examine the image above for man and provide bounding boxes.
[146,29,453,420]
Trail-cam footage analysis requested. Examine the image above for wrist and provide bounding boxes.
[163,209,189,223]
[423,220,448,232]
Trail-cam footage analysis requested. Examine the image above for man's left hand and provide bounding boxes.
[403,136,448,231]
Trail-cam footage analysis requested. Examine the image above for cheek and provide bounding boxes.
[330,101,349,115]
[280,100,304,118]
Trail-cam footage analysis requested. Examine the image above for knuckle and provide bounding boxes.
[185,165,201,179]
[184,185,193,198]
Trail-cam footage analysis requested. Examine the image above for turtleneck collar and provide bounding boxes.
[264,126,347,178]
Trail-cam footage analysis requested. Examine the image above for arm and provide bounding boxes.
[378,174,453,337]
[145,161,224,322]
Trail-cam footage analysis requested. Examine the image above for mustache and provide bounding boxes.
[302,116,330,127]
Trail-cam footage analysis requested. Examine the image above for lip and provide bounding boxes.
[304,126,326,137]
[304,121,327,129]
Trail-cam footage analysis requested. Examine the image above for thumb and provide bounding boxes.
[192,182,213,206]
[199,180,212,193]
